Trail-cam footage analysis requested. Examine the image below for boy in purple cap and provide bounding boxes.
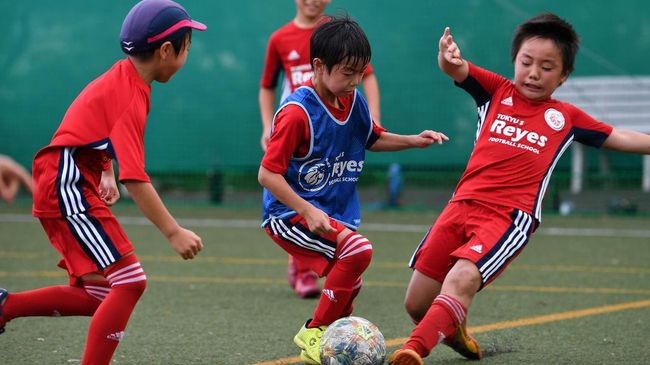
[0,1,206,364]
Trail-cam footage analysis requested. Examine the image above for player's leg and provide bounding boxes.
[293,257,320,299]
[403,270,442,324]
[265,215,372,364]
[0,217,116,334]
[81,253,147,365]
[48,213,146,365]
[310,229,372,326]
[401,259,481,357]
[391,201,480,363]
[287,254,297,288]
[393,202,535,362]
[0,282,105,330]
[299,228,372,364]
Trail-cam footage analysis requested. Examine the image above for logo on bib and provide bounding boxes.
[299,158,331,191]
[544,108,565,131]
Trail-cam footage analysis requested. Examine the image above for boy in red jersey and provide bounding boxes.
[260,16,448,364]
[389,13,650,364]
[0,1,205,364]
[259,0,382,298]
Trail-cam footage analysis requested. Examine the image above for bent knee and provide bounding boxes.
[404,297,428,324]
[445,261,482,294]
[337,233,373,264]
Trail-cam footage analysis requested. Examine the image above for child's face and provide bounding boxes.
[156,35,191,83]
[318,59,366,97]
[295,0,331,19]
[513,37,568,101]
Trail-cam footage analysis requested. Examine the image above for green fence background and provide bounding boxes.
[1,0,649,196]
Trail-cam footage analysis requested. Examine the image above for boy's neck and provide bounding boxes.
[312,78,341,109]
[293,14,323,29]
[128,57,156,85]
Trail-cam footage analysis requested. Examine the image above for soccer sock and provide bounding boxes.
[3,284,103,321]
[81,254,147,365]
[340,278,362,318]
[310,232,372,327]
[403,294,467,357]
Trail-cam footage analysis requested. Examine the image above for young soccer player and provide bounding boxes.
[0,1,205,363]
[259,16,448,364]
[0,154,33,203]
[389,13,650,364]
[259,0,383,298]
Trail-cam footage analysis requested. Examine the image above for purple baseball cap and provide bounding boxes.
[120,0,207,54]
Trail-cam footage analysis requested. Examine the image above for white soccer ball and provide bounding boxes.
[319,316,386,365]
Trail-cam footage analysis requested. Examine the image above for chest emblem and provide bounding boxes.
[544,108,565,131]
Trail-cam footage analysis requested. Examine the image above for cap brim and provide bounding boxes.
[148,19,207,43]
[188,20,207,31]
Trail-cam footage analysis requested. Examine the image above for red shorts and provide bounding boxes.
[264,215,349,277]
[40,214,134,281]
[410,200,536,289]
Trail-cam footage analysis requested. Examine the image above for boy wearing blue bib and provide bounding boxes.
[258,16,448,364]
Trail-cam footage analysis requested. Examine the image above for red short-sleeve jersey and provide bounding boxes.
[452,63,613,220]
[32,58,151,218]
[260,20,375,102]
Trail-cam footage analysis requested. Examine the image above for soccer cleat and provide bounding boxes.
[295,271,320,299]
[388,349,423,365]
[287,256,298,289]
[293,319,327,364]
[0,288,8,335]
[443,319,482,360]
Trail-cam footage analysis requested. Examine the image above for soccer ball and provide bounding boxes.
[319,316,386,365]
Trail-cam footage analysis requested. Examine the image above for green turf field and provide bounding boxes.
[0,202,649,364]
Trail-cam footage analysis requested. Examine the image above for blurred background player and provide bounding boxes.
[0,154,33,203]
[258,0,382,299]
[389,13,650,365]
[0,1,205,364]
[259,16,448,364]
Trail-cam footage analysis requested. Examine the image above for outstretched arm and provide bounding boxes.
[438,27,469,83]
[369,130,448,152]
[123,180,203,259]
[258,165,335,235]
[602,128,650,154]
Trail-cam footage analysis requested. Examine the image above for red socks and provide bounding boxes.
[403,294,467,357]
[310,232,372,327]
[81,254,147,365]
[3,285,102,320]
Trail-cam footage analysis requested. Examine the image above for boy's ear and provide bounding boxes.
[312,58,324,74]
[559,72,569,86]
[158,41,173,60]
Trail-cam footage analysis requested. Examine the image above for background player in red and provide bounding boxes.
[259,0,382,299]
[389,13,650,364]
[0,154,33,203]
[0,1,205,363]
[259,16,448,364]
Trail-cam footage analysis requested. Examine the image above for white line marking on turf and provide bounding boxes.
[2,213,650,238]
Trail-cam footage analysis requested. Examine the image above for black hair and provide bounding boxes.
[511,13,579,75]
[130,29,193,61]
[310,15,371,71]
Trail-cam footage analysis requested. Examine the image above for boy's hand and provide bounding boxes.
[303,206,336,236]
[439,27,463,66]
[0,155,32,203]
[168,227,203,260]
[99,172,120,206]
[414,130,449,148]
